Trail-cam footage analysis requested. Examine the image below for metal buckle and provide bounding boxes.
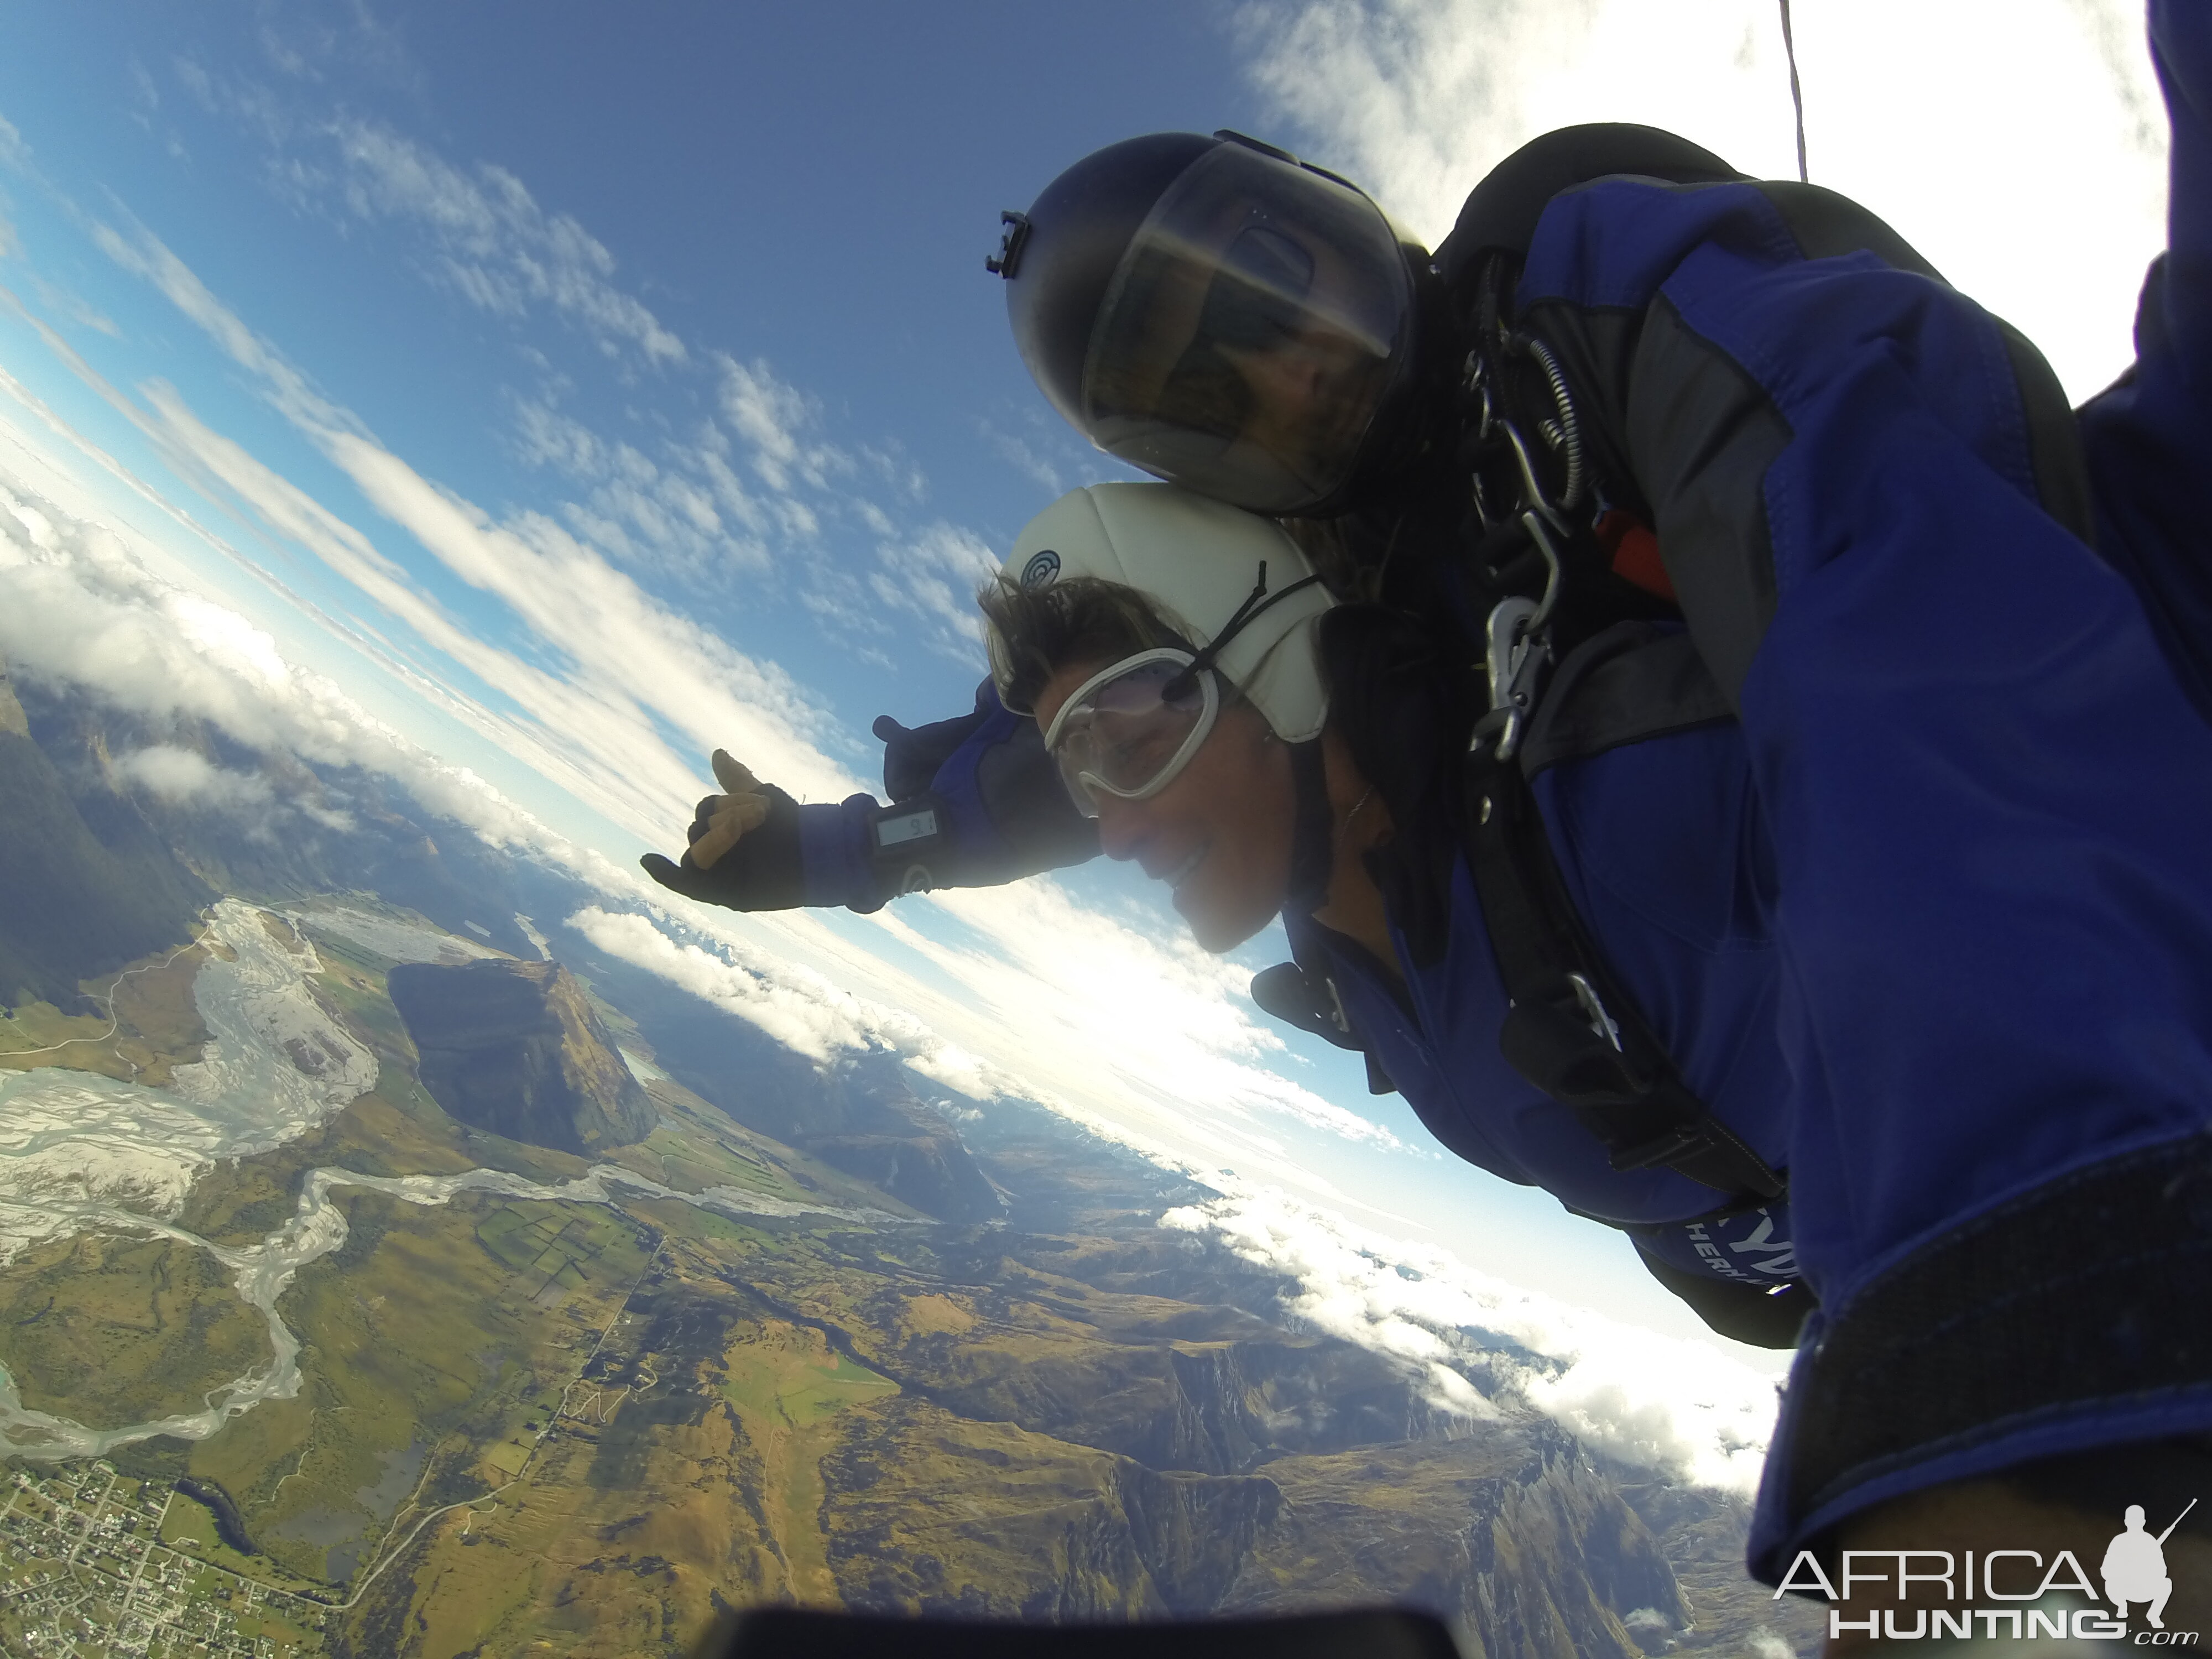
[1567,972,1624,1052]
[1324,976,1353,1037]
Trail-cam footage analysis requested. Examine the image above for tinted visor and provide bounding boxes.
[1081,142,1413,514]
[1041,651,1220,817]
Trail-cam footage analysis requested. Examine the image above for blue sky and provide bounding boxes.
[0,0,2173,1447]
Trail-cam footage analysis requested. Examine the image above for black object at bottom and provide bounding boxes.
[697,1608,1463,1659]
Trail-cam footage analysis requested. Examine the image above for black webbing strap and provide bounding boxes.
[1282,739,1336,916]
[1462,751,1785,1202]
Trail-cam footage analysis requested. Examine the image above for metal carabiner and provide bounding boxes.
[1476,593,1549,763]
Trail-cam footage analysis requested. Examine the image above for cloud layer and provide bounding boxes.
[1166,1187,1781,1492]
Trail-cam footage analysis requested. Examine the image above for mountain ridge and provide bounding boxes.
[388,956,659,1155]
[0,655,210,1013]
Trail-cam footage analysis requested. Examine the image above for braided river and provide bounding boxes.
[0,900,869,1458]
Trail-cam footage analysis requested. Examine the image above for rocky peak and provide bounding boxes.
[388,957,658,1155]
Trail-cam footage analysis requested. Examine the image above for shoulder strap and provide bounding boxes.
[1463,748,1785,1202]
[1437,127,1788,1207]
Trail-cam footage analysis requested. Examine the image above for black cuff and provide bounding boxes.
[1762,1133,2212,1576]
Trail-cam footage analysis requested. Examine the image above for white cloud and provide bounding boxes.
[0,469,556,863]
[109,66,697,374]
[320,429,862,808]
[90,69,975,675]
[716,355,854,494]
[979,418,1066,494]
[1239,0,2166,401]
[87,218,362,441]
[1746,1629,1797,1659]
[328,118,686,368]
[508,395,774,582]
[53,219,868,833]
[931,879,1415,1153]
[866,520,1003,661]
[112,744,276,812]
[510,397,606,477]
[80,211,1015,820]
[570,905,879,1062]
[1165,1187,1781,1493]
[28,276,121,338]
[706,871,1418,1167]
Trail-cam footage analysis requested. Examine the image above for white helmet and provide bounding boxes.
[988,481,1334,742]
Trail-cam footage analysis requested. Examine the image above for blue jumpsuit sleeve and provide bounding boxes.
[2076,0,2212,722]
[1514,42,2212,1575]
[795,679,1100,913]
[796,796,887,912]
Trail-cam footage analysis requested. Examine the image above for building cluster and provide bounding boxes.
[0,1464,331,1657]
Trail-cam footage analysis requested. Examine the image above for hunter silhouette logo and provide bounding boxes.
[2107,1501,2197,1633]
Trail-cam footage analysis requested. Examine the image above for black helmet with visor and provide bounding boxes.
[990,132,1423,517]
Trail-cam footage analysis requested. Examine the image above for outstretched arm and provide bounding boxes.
[642,679,1099,914]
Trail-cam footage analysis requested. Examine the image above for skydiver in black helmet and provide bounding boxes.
[649,0,2212,1612]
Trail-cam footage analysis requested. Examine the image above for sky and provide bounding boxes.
[0,1,2173,1475]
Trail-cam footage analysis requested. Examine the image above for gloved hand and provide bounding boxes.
[640,749,806,910]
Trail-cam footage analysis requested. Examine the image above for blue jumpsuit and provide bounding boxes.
[790,1,2212,1580]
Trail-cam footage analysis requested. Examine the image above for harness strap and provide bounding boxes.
[1464,747,1786,1202]
[1282,738,1337,916]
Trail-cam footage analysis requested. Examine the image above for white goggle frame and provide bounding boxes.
[1040,648,1221,816]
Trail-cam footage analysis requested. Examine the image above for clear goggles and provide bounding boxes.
[1079,140,1414,513]
[1040,649,1221,817]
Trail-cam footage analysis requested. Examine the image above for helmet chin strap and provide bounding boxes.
[1282,737,1336,916]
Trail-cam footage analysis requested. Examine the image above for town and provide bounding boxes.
[0,1464,330,1657]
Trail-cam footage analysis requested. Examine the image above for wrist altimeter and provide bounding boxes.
[868,795,952,897]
